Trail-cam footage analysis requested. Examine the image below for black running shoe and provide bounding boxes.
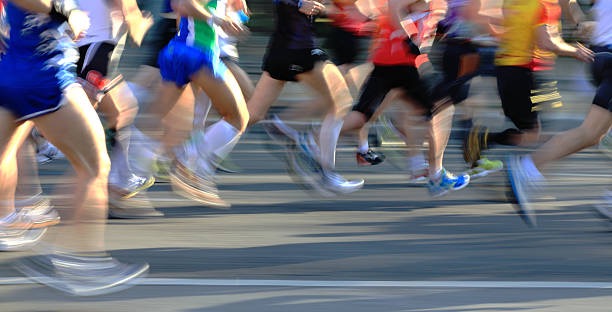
[356,149,386,166]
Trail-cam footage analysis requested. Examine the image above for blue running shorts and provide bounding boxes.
[158,39,227,87]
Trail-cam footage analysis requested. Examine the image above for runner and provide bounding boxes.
[339,0,471,197]
[0,0,148,295]
[246,0,365,196]
[131,0,250,207]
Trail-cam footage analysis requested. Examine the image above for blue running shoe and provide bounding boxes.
[506,155,537,227]
[427,168,470,197]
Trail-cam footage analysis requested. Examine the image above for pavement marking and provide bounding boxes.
[1,278,612,289]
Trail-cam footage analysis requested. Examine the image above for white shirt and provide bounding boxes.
[593,0,612,46]
[78,0,114,46]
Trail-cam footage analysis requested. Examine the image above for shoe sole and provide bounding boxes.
[15,260,149,296]
[108,207,164,219]
[0,228,47,251]
[468,166,504,179]
[169,166,231,209]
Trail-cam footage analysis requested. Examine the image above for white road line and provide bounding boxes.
[1,278,612,289]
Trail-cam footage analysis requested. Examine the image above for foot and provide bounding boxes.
[356,149,386,166]
[15,253,149,296]
[466,157,504,179]
[108,192,164,219]
[594,190,612,222]
[109,173,155,200]
[36,142,65,165]
[506,155,538,227]
[0,210,49,251]
[169,160,230,208]
[427,168,470,197]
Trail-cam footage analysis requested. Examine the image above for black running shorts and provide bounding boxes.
[495,66,539,130]
[352,65,433,120]
[591,52,612,112]
[262,47,329,82]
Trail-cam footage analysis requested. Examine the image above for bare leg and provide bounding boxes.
[15,134,43,202]
[297,62,353,170]
[247,72,285,126]
[32,85,110,253]
[0,114,32,217]
[531,105,612,170]
[428,101,455,175]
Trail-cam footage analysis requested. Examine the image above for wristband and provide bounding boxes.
[50,0,79,22]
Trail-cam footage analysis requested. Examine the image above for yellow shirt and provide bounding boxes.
[495,0,559,68]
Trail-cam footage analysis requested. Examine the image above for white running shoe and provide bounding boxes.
[16,253,149,296]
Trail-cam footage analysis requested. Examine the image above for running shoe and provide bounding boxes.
[17,197,60,229]
[263,114,299,144]
[169,160,230,208]
[108,191,164,219]
[109,173,155,200]
[356,149,386,166]
[36,142,65,165]
[15,253,149,296]
[463,125,488,166]
[291,132,364,196]
[505,155,538,227]
[427,168,470,197]
[594,190,612,222]
[321,170,365,195]
[153,155,172,182]
[466,157,504,179]
[0,211,48,251]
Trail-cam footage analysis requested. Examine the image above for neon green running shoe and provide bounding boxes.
[466,157,504,179]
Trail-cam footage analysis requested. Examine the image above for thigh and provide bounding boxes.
[32,85,109,173]
[496,66,538,130]
[351,67,394,120]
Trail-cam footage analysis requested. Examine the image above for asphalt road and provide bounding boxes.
[0,36,611,311]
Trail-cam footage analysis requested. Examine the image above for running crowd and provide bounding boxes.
[0,0,610,296]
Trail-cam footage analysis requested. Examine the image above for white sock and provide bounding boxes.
[430,168,443,181]
[109,127,133,184]
[408,153,427,170]
[319,115,343,169]
[520,155,544,181]
[193,92,211,131]
[194,120,241,169]
[358,141,369,154]
[272,115,300,142]
[128,126,159,177]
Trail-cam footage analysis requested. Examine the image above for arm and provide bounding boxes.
[172,0,246,36]
[559,0,588,24]
[388,0,420,38]
[8,0,52,13]
[9,0,89,39]
[535,24,593,62]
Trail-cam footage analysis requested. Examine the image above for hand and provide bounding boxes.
[213,15,248,37]
[126,10,154,47]
[67,10,90,41]
[573,42,594,63]
[298,0,325,17]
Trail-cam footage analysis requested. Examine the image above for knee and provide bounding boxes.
[76,151,111,183]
